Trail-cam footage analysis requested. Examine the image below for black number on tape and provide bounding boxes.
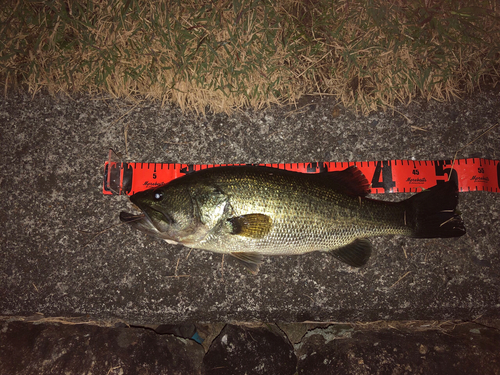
[306,162,328,173]
[180,165,196,175]
[371,161,396,192]
[497,162,500,189]
[435,160,458,186]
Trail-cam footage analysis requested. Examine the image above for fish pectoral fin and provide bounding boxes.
[329,238,372,267]
[227,214,272,239]
[230,252,264,274]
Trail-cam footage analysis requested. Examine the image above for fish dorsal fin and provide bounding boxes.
[315,166,370,197]
[230,252,264,274]
[329,238,372,267]
[228,214,272,239]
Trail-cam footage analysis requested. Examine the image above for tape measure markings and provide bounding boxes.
[103,158,500,196]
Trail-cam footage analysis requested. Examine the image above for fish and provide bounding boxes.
[120,165,466,273]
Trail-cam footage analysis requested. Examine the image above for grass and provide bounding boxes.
[1,0,499,114]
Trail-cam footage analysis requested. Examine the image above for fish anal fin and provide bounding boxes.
[228,214,272,239]
[230,252,264,274]
[330,238,372,267]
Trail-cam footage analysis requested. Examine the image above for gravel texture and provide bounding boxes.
[1,91,499,324]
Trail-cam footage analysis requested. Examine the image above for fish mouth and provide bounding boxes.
[119,205,159,234]
[119,211,147,223]
[120,205,172,235]
[120,207,170,241]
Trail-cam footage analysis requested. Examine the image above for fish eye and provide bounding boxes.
[153,191,164,201]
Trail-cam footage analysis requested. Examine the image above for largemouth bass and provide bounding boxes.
[120,166,465,273]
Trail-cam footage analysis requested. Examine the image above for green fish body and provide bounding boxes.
[120,166,465,273]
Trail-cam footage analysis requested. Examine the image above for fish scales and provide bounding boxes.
[120,165,465,272]
[192,167,410,255]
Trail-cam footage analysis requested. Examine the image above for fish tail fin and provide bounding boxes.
[403,181,466,238]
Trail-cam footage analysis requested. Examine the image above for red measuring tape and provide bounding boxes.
[103,155,499,196]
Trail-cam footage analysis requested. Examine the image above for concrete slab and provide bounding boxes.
[1,319,499,375]
[294,320,500,375]
[0,320,204,375]
[1,92,499,323]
